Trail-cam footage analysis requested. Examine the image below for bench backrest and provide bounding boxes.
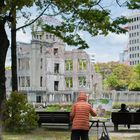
[36,112,70,124]
[111,112,140,124]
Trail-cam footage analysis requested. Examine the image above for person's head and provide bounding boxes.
[77,91,87,101]
[121,103,126,109]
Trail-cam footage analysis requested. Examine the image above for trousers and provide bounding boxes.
[71,129,89,140]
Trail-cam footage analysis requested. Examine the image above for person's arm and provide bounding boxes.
[70,104,76,122]
[90,106,97,117]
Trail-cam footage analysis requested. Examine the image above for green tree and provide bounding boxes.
[0,1,35,138]
[127,0,140,9]
[128,64,140,90]
[0,1,11,139]
[134,63,140,80]
[39,0,128,49]
[95,62,133,90]
[3,91,38,133]
[104,74,119,90]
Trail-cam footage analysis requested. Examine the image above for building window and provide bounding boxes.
[40,58,43,69]
[53,35,55,41]
[54,81,59,91]
[21,76,25,87]
[46,34,48,39]
[40,35,42,40]
[18,77,21,87]
[40,46,42,54]
[78,76,86,87]
[26,76,30,87]
[54,48,58,55]
[36,96,42,103]
[65,77,73,88]
[54,63,59,73]
[18,58,21,70]
[65,60,73,71]
[78,59,87,70]
[40,76,43,87]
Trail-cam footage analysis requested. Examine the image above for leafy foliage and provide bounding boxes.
[134,63,140,79]
[127,0,140,9]
[45,104,72,112]
[3,91,38,133]
[94,62,139,90]
[113,102,140,109]
[33,0,129,49]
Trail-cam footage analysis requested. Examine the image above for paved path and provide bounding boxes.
[89,121,140,139]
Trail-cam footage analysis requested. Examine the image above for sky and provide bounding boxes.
[6,0,132,65]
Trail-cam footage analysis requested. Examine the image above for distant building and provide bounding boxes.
[13,30,102,104]
[119,46,129,65]
[128,13,140,65]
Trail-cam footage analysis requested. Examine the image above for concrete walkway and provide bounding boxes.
[89,121,140,139]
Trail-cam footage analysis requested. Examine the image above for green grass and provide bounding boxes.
[3,128,140,140]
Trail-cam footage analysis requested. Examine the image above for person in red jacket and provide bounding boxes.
[70,91,97,140]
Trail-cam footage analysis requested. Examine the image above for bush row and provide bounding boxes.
[113,102,140,109]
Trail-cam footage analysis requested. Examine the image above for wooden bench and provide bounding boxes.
[36,111,71,129]
[111,112,140,131]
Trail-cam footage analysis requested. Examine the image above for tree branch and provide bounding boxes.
[16,4,51,31]
[73,0,103,34]
[116,0,128,7]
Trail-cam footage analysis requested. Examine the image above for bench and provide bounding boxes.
[36,111,71,129]
[111,112,140,131]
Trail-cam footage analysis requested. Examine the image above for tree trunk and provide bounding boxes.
[11,9,18,91]
[0,20,9,140]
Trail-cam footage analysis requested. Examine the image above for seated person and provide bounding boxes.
[118,103,130,129]
[118,103,129,113]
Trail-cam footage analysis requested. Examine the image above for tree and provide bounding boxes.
[37,0,128,49]
[0,1,11,139]
[95,62,133,90]
[10,0,35,91]
[104,74,119,90]
[134,63,140,80]
[127,0,140,9]
[128,64,140,90]
[0,1,34,139]
[3,91,38,133]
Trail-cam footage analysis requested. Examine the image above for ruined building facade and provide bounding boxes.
[16,31,102,104]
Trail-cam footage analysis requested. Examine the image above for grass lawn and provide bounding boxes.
[3,128,140,140]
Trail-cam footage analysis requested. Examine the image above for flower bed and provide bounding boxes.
[45,104,72,112]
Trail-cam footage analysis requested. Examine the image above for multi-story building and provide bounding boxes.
[119,46,129,65]
[128,13,140,66]
[15,30,102,104]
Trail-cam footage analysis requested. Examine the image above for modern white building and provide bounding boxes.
[6,30,102,105]
[119,46,129,65]
[128,13,140,65]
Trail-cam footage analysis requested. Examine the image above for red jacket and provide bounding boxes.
[70,92,96,130]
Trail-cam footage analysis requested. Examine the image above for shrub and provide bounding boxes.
[113,102,140,109]
[3,91,38,133]
[45,103,72,112]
